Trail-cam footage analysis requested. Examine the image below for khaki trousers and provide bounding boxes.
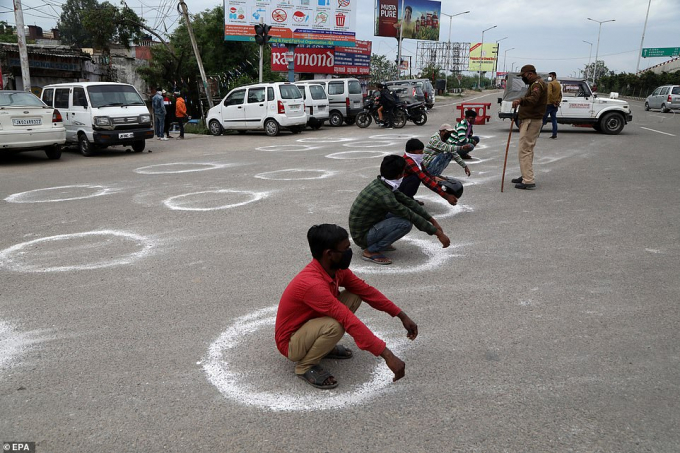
[518,118,542,185]
[287,290,362,375]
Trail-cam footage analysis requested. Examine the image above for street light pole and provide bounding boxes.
[503,47,515,73]
[478,25,497,89]
[587,17,615,85]
[636,0,652,74]
[511,62,516,72]
[583,40,593,83]
[493,36,508,85]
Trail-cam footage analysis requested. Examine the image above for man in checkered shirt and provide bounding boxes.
[422,123,474,177]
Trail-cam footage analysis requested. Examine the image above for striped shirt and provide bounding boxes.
[452,119,475,145]
[422,132,468,169]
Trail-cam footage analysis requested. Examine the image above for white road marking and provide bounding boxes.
[203,305,408,411]
[254,169,337,181]
[0,230,155,272]
[640,127,676,137]
[325,150,393,160]
[256,144,321,152]
[297,137,355,143]
[4,185,115,204]
[342,140,397,148]
[134,163,233,174]
[163,190,269,211]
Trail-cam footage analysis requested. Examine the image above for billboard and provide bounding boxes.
[374,0,441,41]
[271,40,371,75]
[224,0,357,46]
[468,43,498,72]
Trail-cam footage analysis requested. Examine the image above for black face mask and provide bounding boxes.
[521,76,530,85]
[330,248,353,270]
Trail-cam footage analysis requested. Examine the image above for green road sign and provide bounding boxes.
[641,47,680,58]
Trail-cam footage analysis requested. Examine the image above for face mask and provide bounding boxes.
[405,152,424,169]
[380,176,403,191]
[521,76,530,84]
[330,248,353,270]
[547,77,553,82]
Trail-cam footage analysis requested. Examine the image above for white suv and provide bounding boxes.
[498,74,633,135]
[207,82,307,136]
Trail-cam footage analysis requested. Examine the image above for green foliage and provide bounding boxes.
[598,70,680,97]
[584,60,609,83]
[370,54,398,84]
[0,21,17,43]
[82,2,145,52]
[414,27,439,41]
[58,0,98,47]
[418,64,443,82]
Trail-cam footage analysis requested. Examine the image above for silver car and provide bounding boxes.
[645,85,680,112]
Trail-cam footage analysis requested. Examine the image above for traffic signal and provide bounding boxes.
[254,24,271,45]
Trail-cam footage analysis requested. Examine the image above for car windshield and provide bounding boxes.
[86,85,145,108]
[672,87,680,95]
[0,92,45,107]
[348,81,362,95]
[279,85,302,99]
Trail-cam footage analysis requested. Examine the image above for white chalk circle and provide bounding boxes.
[4,185,114,203]
[256,144,320,152]
[163,189,268,211]
[326,150,392,160]
[342,140,396,148]
[369,134,422,140]
[0,230,154,273]
[203,305,408,412]
[134,162,231,175]
[254,169,337,181]
[297,137,355,143]
[415,194,473,220]
[351,236,466,275]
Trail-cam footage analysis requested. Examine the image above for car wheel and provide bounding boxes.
[355,112,372,128]
[644,102,650,111]
[661,103,670,113]
[599,112,625,135]
[393,111,407,129]
[132,141,145,152]
[329,111,344,127]
[413,112,428,126]
[78,134,96,157]
[264,119,280,136]
[209,120,223,136]
[45,146,61,160]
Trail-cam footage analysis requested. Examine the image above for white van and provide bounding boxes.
[41,82,153,156]
[299,78,363,126]
[206,82,306,136]
[294,82,329,129]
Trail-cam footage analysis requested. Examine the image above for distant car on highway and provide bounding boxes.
[0,90,65,160]
[645,85,680,112]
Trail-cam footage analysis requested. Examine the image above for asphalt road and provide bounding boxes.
[1,91,679,452]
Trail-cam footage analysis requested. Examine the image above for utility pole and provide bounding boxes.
[178,1,213,108]
[13,0,31,92]
[636,0,652,74]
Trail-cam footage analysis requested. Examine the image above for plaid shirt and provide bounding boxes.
[403,154,446,197]
[349,177,438,249]
[422,132,467,169]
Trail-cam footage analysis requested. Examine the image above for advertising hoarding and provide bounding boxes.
[468,42,497,72]
[224,0,357,46]
[374,0,441,41]
[271,40,371,75]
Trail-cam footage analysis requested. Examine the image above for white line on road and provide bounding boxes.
[640,127,676,137]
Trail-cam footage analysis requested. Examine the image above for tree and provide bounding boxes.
[0,21,17,43]
[81,2,145,52]
[370,54,398,84]
[58,0,98,47]
[584,60,609,83]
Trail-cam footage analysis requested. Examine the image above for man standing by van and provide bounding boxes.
[152,88,168,140]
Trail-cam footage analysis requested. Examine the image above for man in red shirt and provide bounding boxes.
[398,138,460,206]
[275,224,418,389]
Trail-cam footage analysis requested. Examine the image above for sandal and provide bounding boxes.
[324,345,353,360]
[297,365,338,389]
[381,245,396,252]
[361,253,392,265]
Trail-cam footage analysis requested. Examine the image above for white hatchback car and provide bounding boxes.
[0,90,65,159]
[207,82,307,136]
[294,82,329,129]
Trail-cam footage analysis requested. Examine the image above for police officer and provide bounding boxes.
[511,64,547,190]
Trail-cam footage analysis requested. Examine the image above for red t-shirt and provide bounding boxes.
[275,259,402,357]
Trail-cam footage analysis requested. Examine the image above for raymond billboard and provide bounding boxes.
[374,0,441,41]
[225,0,357,46]
[468,43,498,72]
[271,40,371,75]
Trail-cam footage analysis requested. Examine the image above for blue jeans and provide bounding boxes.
[366,215,413,253]
[154,114,165,138]
[424,153,452,177]
[542,104,558,136]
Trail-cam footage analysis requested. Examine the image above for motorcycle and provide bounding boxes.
[397,101,428,126]
[355,94,407,129]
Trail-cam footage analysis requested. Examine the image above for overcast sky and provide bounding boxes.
[6,0,680,78]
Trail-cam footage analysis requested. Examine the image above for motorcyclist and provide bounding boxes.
[377,83,396,128]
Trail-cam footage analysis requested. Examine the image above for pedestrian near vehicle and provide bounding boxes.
[511,65,547,190]
[349,155,451,265]
[542,72,562,139]
[175,92,187,139]
[377,84,396,128]
[452,110,481,159]
[422,124,473,177]
[275,224,419,389]
[398,138,459,206]
[151,88,167,140]
[163,90,175,138]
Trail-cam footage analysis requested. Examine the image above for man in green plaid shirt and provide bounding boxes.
[349,155,451,265]
[422,123,474,177]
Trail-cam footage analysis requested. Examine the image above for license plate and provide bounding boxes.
[353,101,361,107]
[119,132,134,139]
[13,118,41,126]
[290,104,300,110]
